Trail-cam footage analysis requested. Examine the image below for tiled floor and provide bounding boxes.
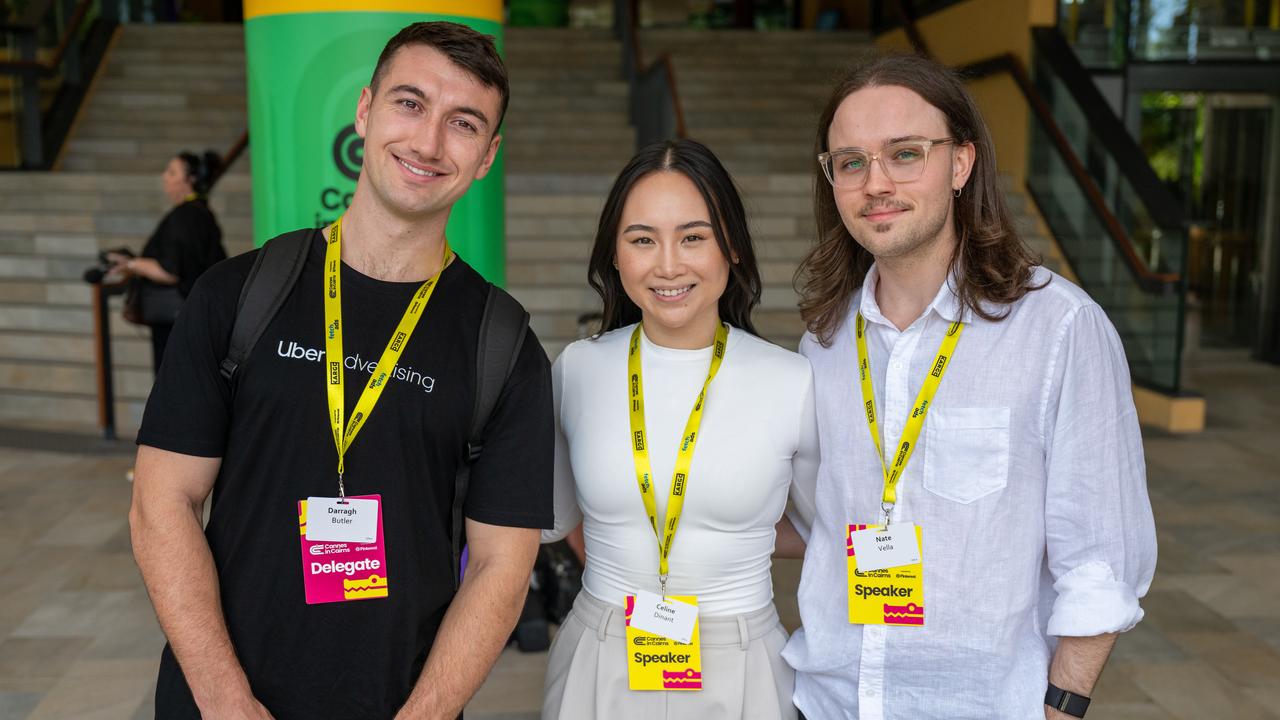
[0,349,1277,719]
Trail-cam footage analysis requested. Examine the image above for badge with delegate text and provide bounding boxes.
[846,523,924,626]
[298,495,388,604]
[625,594,703,691]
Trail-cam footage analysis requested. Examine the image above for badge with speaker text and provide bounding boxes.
[625,594,703,691]
[847,523,924,626]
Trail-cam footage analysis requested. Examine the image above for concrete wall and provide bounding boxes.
[874,0,1057,184]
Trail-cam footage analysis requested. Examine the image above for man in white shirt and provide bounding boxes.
[782,54,1157,719]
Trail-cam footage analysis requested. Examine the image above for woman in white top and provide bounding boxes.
[541,139,820,719]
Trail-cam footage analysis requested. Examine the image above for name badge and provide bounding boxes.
[847,523,924,627]
[628,590,698,643]
[305,496,379,543]
[625,594,703,691]
[848,523,921,571]
[298,494,388,605]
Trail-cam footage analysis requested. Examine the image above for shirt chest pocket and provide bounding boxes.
[922,407,1011,504]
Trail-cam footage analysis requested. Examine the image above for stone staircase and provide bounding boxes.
[643,29,864,176]
[501,28,632,359]
[61,24,249,173]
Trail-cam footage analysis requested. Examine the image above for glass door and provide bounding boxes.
[1142,91,1275,349]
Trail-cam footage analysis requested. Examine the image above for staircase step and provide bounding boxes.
[0,356,153,399]
[0,330,150,367]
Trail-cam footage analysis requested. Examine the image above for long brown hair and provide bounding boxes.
[795,53,1043,346]
[588,139,762,336]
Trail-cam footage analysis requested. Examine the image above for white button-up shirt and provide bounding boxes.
[783,265,1157,720]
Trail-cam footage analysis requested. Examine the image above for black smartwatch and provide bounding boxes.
[1045,683,1091,717]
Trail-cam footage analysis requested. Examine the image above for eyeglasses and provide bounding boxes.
[818,138,956,189]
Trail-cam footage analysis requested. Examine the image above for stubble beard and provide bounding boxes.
[855,200,952,262]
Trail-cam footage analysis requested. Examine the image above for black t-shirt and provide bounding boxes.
[137,231,554,719]
[141,199,226,297]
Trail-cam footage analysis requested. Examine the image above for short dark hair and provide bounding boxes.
[796,53,1042,345]
[588,139,763,337]
[370,21,510,129]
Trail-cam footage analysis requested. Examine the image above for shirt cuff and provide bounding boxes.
[1046,560,1145,637]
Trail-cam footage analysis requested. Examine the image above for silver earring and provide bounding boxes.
[954,187,962,198]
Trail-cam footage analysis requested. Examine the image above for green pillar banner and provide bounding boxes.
[244,0,506,285]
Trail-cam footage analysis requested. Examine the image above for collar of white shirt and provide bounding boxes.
[857,263,964,330]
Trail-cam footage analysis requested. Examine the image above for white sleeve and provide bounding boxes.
[1042,305,1157,637]
[541,348,583,543]
[786,360,820,544]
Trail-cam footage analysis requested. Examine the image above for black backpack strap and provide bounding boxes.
[452,284,530,587]
[220,229,313,382]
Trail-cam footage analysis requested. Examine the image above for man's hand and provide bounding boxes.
[393,520,540,720]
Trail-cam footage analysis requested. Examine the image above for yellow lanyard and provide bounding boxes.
[627,322,729,593]
[855,312,963,524]
[324,215,451,497]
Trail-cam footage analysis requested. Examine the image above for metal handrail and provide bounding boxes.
[209,129,248,190]
[657,54,687,139]
[887,0,1180,291]
[1029,26,1185,231]
[1,0,117,168]
[0,0,58,32]
[614,0,688,145]
[90,280,126,440]
[959,53,1179,290]
[0,0,92,75]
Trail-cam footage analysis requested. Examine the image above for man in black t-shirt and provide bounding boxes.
[129,22,553,719]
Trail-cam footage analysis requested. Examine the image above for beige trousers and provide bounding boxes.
[542,590,797,720]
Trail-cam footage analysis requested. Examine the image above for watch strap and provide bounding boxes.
[1045,683,1091,717]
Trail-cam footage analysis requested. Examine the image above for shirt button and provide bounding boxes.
[865,689,877,698]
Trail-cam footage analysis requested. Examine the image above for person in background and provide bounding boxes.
[109,151,226,373]
[542,138,819,719]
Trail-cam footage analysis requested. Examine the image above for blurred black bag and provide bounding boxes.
[533,541,583,624]
[124,279,183,326]
[512,541,583,653]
